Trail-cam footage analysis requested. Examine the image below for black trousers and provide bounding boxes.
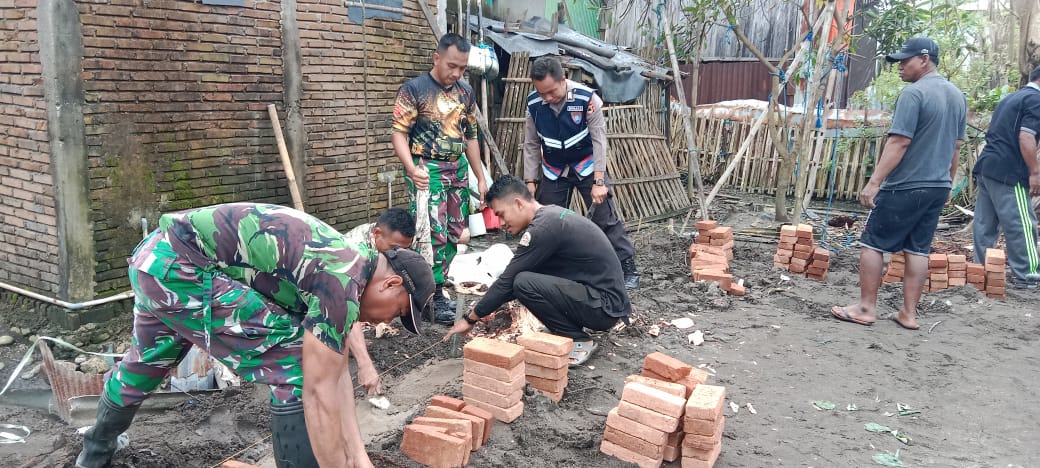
[535,171,635,263]
[513,271,619,341]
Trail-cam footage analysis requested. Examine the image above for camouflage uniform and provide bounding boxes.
[107,203,374,407]
[392,72,477,285]
[343,222,376,250]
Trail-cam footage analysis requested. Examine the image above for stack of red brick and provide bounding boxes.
[774,224,828,280]
[882,251,906,283]
[883,249,1006,299]
[947,254,967,287]
[462,337,525,423]
[926,253,949,292]
[402,395,494,467]
[517,332,572,402]
[966,261,986,289]
[599,352,715,467]
[682,384,727,467]
[984,248,1006,299]
[689,222,745,296]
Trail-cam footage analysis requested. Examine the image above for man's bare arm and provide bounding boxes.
[302,330,372,467]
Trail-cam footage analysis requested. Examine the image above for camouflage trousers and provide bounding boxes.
[104,231,305,408]
[407,157,471,285]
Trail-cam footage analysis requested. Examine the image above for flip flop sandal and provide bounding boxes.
[830,306,875,326]
[568,341,598,368]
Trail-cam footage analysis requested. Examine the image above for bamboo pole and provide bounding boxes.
[790,7,836,222]
[267,104,304,211]
[660,10,708,220]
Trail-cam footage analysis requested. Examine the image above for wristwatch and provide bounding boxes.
[594,178,606,186]
[462,312,479,325]
[524,179,538,185]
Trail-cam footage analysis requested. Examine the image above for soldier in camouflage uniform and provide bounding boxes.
[77,203,434,468]
[343,207,416,252]
[392,33,488,323]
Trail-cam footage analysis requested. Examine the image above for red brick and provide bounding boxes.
[779,225,796,237]
[807,272,827,281]
[812,247,830,260]
[625,375,687,398]
[966,273,985,284]
[523,349,569,369]
[696,271,732,290]
[792,250,812,260]
[463,370,525,396]
[429,395,466,412]
[525,362,568,380]
[949,277,967,286]
[412,417,477,451]
[986,273,1006,286]
[773,262,789,269]
[600,438,663,468]
[947,254,967,267]
[987,285,1006,295]
[773,253,791,263]
[986,262,1007,273]
[684,412,722,436]
[606,406,669,445]
[622,382,687,418]
[462,383,522,408]
[463,396,523,423]
[948,269,967,278]
[795,224,813,238]
[726,283,746,296]
[708,236,730,247]
[459,405,494,443]
[604,425,666,459]
[985,248,1005,265]
[463,337,525,369]
[929,272,948,281]
[643,352,692,381]
[694,220,717,231]
[692,267,729,280]
[965,263,986,275]
[778,240,796,250]
[689,244,727,257]
[527,374,568,393]
[806,266,827,276]
[675,368,709,397]
[683,417,725,450]
[517,332,574,356]
[793,243,814,254]
[221,461,260,468]
[424,406,484,447]
[532,386,564,402]
[691,250,729,266]
[663,431,683,462]
[617,400,680,432]
[695,235,711,245]
[707,226,733,239]
[685,384,726,422]
[928,253,948,268]
[464,358,524,382]
[401,424,469,468]
[641,367,671,382]
[680,441,721,467]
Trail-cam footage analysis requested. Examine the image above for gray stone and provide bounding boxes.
[91,332,111,344]
[0,335,14,346]
[79,356,110,374]
[81,323,98,332]
[20,362,42,380]
[74,354,88,364]
[7,327,20,336]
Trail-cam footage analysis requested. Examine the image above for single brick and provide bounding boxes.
[532,386,564,402]
[685,384,727,421]
[948,269,967,278]
[684,413,722,436]
[643,352,693,381]
[807,272,827,281]
[604,425,666,459]
[777,240,796,250]
[929,272,949,281]
[463,396,523,423]
[947,254,966,266]
[726,283,746,296]
[708,226,733,239]
[663,431,684,462]
[680,441,721,467]
[412,416,477,451]
[606,406,669,446]
[674,368,710,397]
[525,362,569,380]
[965,263,986,275]
[708,237,731,247]
[949,277,967,286]
[987,285,1007,295]
[773,253,791,263]
[401,424,469,468]
[527,374,568,393]
[891,252,906,263]
[966,273,985,284]
[424,406,484,447]
[697,271,732,290]
[463,337,525,369]
[600,438,664,468]
[789,262,807,274]
[463,370,525,397]
[986,262,1007,273]
[806,266,827,276]
[985,248,1006,265]
[928,253,948,268]
[462,383,523,408]
[460,405,494,443]
[683,417,725,451]
[622,382,687,418]
[517,332,574,356]
[694,220,718,231]
[986,273,1006,286]
[618,400,680,432]
[625,375,687,398]
[430,395,466,412]
[795,224,813,239]
[779,225,796,237]
[641,367,671,382]
[793,243,814,254]
[524,349,569,369]
[695,235,711,245]
[464,358,525,382]
[792,250,813,260]
[690,244,727,257]
[812,247,830,259]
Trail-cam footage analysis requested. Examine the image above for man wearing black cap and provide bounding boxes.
[972,65,1040,288]
[77,203,434,468]
[832,37,967,331]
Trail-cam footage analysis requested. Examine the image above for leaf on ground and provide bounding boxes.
[896,403,921,416]
[864,423,892,433]
[872,450,904,467]
[812,400,836,410]
[892,430,913,446]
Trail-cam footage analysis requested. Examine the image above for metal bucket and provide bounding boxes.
[467,44,499,80]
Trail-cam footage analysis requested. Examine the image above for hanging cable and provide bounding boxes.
[360,0,372,221]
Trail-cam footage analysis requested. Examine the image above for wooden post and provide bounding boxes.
[660,11,708,219]
[268,104,305,211]
[790,8,835,222]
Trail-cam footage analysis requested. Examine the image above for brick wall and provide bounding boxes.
[0,2,60,293]
[298,0,435,228]
[80,0,289,293]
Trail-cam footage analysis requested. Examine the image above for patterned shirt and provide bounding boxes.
[343,222,376,250]
[155,203,374,353]
[392,72,479,160]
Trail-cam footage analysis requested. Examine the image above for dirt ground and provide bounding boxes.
[1,195,1038,467]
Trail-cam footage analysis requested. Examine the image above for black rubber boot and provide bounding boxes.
[433,285,457,324]
[76,396,139,468]
[621,256,640,290]
[271,400,319,468]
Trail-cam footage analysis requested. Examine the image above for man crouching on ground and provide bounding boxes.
[443,176,630,367]
[77,203,434,468]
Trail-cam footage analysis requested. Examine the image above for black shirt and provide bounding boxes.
[474,205,630,318]
[973,85,1040,186]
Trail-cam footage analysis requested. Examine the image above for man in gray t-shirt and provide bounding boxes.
[832,37,967,331]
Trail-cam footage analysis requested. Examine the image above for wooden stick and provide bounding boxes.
[660,11,708,220]
[267,104,304,211]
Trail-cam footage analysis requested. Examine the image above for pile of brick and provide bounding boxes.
[882,252,906,283]
[599,352,718,467]
[947,254,967,287]
[966,261,986,290]
[925,253,949,292]
[984,248,1006,299]
[517,332,572,402]
[689,222,745,296]
[683,384,727,468]
[462,337,525,422]
[773,224,828,280]
[403,395,494,467]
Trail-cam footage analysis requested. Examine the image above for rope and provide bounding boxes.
[361,0,372,221]
[819,51,852,250]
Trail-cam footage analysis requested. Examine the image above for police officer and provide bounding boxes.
[445,176,630,367]
[522,55,640,289]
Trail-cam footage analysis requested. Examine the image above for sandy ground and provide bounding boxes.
[1,197,1038,467]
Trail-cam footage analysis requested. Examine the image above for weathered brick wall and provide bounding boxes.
[80,0,289,293]
[299,0,435,227]
[0,2,59,293]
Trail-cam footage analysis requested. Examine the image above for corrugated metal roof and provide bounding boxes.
[552,0,600,38]
[678,61,797,106]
